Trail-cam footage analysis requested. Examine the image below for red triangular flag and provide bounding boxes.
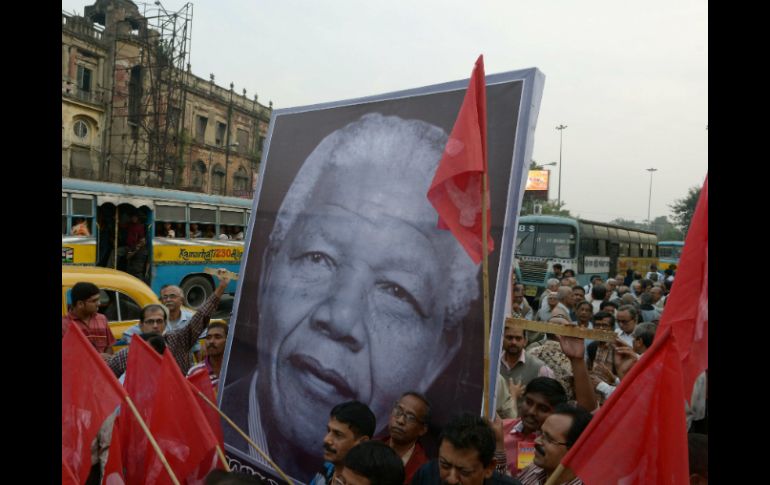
[121,336,163,484]
[62,322,126,484]
[657,175,708,397]
[560,326,689,484]
[427,55,493,264]
[102,415,125,485]
[187,368,225,449]
[144,352,223,484]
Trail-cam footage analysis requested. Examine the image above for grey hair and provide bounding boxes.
[263,113,480,328]
[547,278,560,288]
[618,304,638,321]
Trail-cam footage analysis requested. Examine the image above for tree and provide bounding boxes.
[669,186,701,235]
[608,216,683,241]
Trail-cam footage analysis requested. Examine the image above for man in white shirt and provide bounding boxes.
[614,305,639,347]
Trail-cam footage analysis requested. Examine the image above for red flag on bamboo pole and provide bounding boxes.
[144,352,223,484]
[427,54,493,264]
[121,336,163,484]
[559,326,689,484]
[657,175,708,396]
[102,415,125,485]
[187,367,225,448]
[62,323,126,484]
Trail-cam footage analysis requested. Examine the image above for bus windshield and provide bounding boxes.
[516,224,576,258]
[659,246,683,260]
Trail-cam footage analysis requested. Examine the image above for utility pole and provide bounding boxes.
[555,124,568,208]
[646,168,658,224]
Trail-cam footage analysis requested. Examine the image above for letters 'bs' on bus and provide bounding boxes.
[62,178,251,307]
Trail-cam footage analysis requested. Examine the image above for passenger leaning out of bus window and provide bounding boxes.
[71,218,91,236]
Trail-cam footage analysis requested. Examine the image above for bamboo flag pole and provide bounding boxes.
[215,445,231,472]
[194,390,294,484]
[123,395,181,485]
[481,171,492,418]
[543,463,567,485]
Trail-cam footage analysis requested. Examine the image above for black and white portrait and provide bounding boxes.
[219,69,543,483]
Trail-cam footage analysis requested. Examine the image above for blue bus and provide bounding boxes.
[514,215,658,299]
[62,178,252,307]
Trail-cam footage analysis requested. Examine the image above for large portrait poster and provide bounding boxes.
[219,68,544,483]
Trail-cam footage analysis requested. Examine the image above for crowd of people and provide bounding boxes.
[63,260,707,485]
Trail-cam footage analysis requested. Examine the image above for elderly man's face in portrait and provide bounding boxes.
[255,116,474,463]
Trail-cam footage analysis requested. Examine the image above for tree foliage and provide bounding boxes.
[608,216,683,241]
[669,186,702,235]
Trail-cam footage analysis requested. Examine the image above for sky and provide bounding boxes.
[62,0,708,224]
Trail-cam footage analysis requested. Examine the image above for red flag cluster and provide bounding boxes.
[560,175,708,484]
[62,324,226,484]
[427,54,493,264]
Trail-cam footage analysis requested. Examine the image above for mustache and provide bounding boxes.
[323,443,336,454]
[535,444,546,456]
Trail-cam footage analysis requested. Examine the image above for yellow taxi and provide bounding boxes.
[62,265,224,352]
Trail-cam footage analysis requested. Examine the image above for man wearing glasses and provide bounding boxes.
[615,305,639,347]
[62,282,115,359]
[379,392,430,484]
[107,271,231,377]
[517,404,592,485]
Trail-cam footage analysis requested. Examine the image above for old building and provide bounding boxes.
[62,0,271,198]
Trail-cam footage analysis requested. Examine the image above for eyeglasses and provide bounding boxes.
[540,431,569,447]
[616,319,633,324]
[391,404,422,425]
[143,318,165,325]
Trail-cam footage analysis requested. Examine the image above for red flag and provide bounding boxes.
[62,322,126,484]
[427,55,493,264]
[121,336,163,484]
[187,368,225,448]
[560,326,689,484]
[102,415,125,485]
[657,175,708,396]
[144,352,223,484]
[62,461,79,485]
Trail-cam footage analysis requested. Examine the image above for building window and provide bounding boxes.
[77,65,92,92]
[196,116,208,144]
[191,160,206,189]
[212,164,225,194]
[73,120,89,140]
[237,128,249,155]
[215,122,227,146]
[234,166,249,193]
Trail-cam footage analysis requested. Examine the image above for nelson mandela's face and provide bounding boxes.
[255,120,473,462]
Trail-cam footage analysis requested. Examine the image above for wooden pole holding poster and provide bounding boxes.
[481,171,491,417]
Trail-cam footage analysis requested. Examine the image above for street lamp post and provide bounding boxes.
[556,124,567,208]
[646,167,658,224]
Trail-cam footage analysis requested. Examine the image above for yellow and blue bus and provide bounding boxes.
[657,240,684,271]
[514,215,658,299]
[62,178,252,307]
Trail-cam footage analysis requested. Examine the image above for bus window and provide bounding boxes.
[630,243,639,257]
[70,196,94,236]
[156,204,186,238]
[619,243,629,257]
[597,239,607,256]
[515,224,536,255]
[62,196,68,235]
[535,224,576,258]
[191,207,216,237]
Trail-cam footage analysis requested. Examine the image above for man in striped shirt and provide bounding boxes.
[517,404,592,485]
[107,271,230,377]
[187,322,228,393]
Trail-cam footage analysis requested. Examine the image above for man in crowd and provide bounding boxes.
[582,275,602,296]
[379,392,430,484]
[122,285,199,353]
[556,286,577,322]
[639,292,662,322]
[645,264,665,283]
[650,285,666,310]
[571,286,585,305]
[604,278,618,301]
[540,279,561,309]
[500,321,554,388]
[511,283,534,321]
[615,305,639,347]
[587,284,606,314]
[630,280,642,299]
[411,414,521,485]
[598,300,618,320]
[107,271,230,377]
[517,404,593,485]
[550,263,563,281]
[310,401,376,485]
[187,322,229,392]
[340,441,405,485]
[631,322,656,355]
[62,282,115,359]
[497,377,567,477]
